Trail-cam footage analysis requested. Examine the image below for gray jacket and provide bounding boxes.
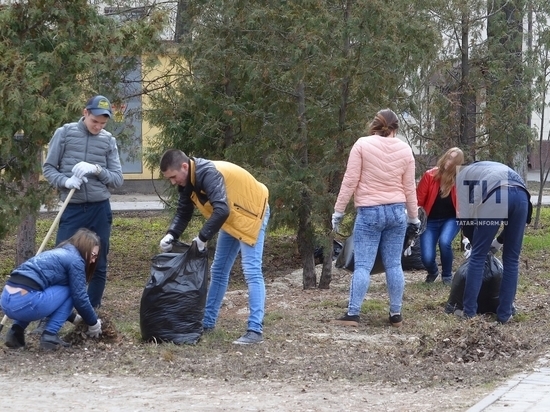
[43,118,123,203]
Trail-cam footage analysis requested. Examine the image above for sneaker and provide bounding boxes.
[232,331,264,345]
[30,318,48,335]
[454,309,474,320]
[444,303,458,314]
[442,277,452,286]
[389,313,403,328]
[5,325,25,349]
[332,313,360,327]
[425,272,439,283]
[496,315,513,324]
[40,332,71,351]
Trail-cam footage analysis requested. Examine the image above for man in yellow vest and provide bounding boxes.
[159,149,270,344]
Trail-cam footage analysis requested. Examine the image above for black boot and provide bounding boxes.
[40,331,70,351]
[30,318,48,335]
[5,324,25,349]
[425,272,439,283]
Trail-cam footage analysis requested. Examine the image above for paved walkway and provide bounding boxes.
[40,194,550,213]
[467,355,550,411]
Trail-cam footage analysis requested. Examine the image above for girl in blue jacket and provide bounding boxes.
[1,228,103,350]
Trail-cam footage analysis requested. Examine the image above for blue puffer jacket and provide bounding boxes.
[10,244,97,326]
[42,117,124,204]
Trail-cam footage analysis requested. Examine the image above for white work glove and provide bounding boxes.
[403,240,415,256]
[72,314,83,326]
[159,234,174,252]
[462,238,472,258]
[491,238,503,251]
[332,211,344,233]
[64,175,84,189]
[86,319,102,338]
[407,217,421,236]
[72,161,99,178]
[193,237,207,252]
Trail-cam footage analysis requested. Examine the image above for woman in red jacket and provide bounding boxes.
[416,147,464,284]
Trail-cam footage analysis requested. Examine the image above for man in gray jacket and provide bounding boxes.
[42,95,123,310]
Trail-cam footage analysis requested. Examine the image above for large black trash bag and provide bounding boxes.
[335,232,424,273]
[335,207,427,274]
[140,241,208,345]
[445,252,503,314]
[402,240,425,271]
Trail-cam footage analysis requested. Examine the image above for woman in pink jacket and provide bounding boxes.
[332,109,419,327]
[416,147,464,285]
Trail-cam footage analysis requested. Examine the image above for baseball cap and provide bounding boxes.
[85,95,113,118]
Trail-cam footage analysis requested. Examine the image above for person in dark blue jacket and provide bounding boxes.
[456,161,532,324]
[1,228,103,350]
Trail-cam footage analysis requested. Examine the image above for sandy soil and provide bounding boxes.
[0,372,489,411]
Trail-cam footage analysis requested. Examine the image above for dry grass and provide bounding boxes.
[0,209,550,410]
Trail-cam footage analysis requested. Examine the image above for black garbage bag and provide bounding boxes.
[335,207,427,274]
[445,252,503,314]
[140,242,208,345]
[402,240,425,271]
[335,234,425,274]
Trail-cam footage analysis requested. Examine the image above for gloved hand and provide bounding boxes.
[159,234,174,252]
[193,237,206,251]
[491,238,503,251]
[86,319,102,338]
[64,175,84,190]
[72,314,83,326]
[72,161,98,178]
[462,238,472,258]
[403,240,415,256]
[407,216,421,236]
[332,211,344,233]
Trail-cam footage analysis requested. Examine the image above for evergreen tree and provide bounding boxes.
[146,0,439,287]
[0,0,165,262]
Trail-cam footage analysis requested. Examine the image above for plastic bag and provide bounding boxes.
[445,252,503,314]
[140,242,208,345]
[335,227,425,274]
[401,240,425,271]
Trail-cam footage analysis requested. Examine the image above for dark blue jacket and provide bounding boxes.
[10,244,97,325]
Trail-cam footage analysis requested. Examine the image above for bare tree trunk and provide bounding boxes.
[174,0,188,42]
[317,234,333,289]
[16,214,37,266]
[459,10,476,152]
[295,80,316,289]
[16,164,39,265]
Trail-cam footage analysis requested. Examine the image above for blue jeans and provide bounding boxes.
[420,218,460,278]
[462,187,529,320]
[1,286,73,334]
[203,206,270,334]
[347,203,407,316]
[56,200,112,308]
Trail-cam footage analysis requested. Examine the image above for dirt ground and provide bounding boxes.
[1,208,549,411]
[0,267,538,412]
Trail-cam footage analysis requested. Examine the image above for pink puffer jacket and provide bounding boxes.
[334,134,418,219]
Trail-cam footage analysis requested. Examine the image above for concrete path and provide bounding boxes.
[39,193,550,213]
[467,355,550,411]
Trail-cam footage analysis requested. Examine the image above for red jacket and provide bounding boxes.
[416,167,457,217]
